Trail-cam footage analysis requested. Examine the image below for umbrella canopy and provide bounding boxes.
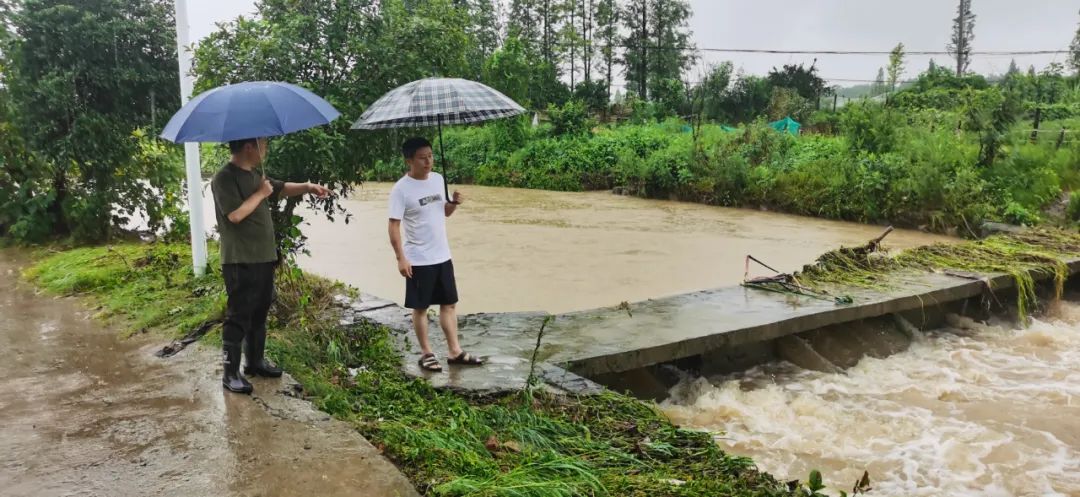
[351,78,525,129]
[161,81,340,143]
[352,78,526,204]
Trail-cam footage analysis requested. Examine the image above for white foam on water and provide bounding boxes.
[662,302,1080,497]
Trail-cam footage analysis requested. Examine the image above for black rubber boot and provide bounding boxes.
[244,331,283,378]
[222,342,253,394]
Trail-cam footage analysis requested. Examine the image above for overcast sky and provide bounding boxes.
[186,0,1079,88]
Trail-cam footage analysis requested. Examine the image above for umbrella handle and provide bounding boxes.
[438,114,459,205]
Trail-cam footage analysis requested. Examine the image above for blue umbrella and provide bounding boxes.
[160,81,340,143]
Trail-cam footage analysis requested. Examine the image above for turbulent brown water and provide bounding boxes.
[295,183,946,314]
[662,306,1080,497]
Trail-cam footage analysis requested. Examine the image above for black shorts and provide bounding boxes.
[405,259,459,309]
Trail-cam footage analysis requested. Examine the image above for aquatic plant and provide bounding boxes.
[799,229,1080,320]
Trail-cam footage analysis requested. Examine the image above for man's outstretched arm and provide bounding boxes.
[281,182,331,198]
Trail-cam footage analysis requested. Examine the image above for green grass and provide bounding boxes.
[23,242,799,497]
[23,243,226,337]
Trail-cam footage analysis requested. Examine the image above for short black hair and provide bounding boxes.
[229,138,259,154]
[401,137,432,159]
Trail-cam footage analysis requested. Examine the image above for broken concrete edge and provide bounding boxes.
[563,257,1080,377]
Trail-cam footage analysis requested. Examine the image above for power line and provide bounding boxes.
[556,41,1069,57]
[686,47,1067,56]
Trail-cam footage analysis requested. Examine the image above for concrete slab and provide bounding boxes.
[346,259,1080,394]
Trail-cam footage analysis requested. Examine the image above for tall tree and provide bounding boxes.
[1006,58,1019,77]
[1069,9,1080,74]
[874,67,886,96]
[768,63,829,103]
[507,0,541,54]
[561,0,597,87]
[538,0,562,66]
[947,0,975,77]
[649,0,693,89]
[887,43,905,92]
[562,0,577,87]
[621,0,694,101]
[6,0,180,241]
[468,0,501,63]
[622,0,648,98]
[721,73,772,123]
[594,0,618,97]
[693,61,733,122]
[582,0,594,84]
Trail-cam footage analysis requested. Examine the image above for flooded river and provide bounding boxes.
[662,307,1080,497]
[160,181,1080,494]
[294,183,945,314]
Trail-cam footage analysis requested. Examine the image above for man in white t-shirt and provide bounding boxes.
[388,137,485,373]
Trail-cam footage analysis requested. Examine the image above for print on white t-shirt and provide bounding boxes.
[388,172,452,266]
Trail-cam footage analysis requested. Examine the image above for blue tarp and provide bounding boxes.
[768,117,801,135]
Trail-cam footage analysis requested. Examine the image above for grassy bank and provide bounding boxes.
[797,229,1080,318]
[22,243,806,497]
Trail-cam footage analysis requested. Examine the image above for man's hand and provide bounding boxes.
[307,183,331,198]
[397,258,413,279]
[257,179,274,199]
[451,190,465,204]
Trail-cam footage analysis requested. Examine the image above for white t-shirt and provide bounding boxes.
[388,172,452,266]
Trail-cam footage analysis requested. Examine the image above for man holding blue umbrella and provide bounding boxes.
[212,137,330,393]
[161,81,340,394]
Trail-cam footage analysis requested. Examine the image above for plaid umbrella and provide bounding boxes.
[352,78,526,203]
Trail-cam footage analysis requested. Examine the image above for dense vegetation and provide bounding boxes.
[368,66,1080,234]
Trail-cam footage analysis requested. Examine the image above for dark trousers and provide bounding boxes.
[222,263,275,359]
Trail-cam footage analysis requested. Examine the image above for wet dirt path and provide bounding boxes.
[0,253,418,497]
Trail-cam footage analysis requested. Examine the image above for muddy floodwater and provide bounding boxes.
[294,183,947,314]
[662,306,1080,497]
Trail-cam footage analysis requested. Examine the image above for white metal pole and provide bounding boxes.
[174,0,208,276]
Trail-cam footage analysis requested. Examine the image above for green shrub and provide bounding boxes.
[988,144,1062,212]
[1067,192,1080,222]
[1003,200,1041,226]
[839,101,901,154]
[547,100,593,137]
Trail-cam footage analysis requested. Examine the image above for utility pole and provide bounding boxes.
[173,0,207,276]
